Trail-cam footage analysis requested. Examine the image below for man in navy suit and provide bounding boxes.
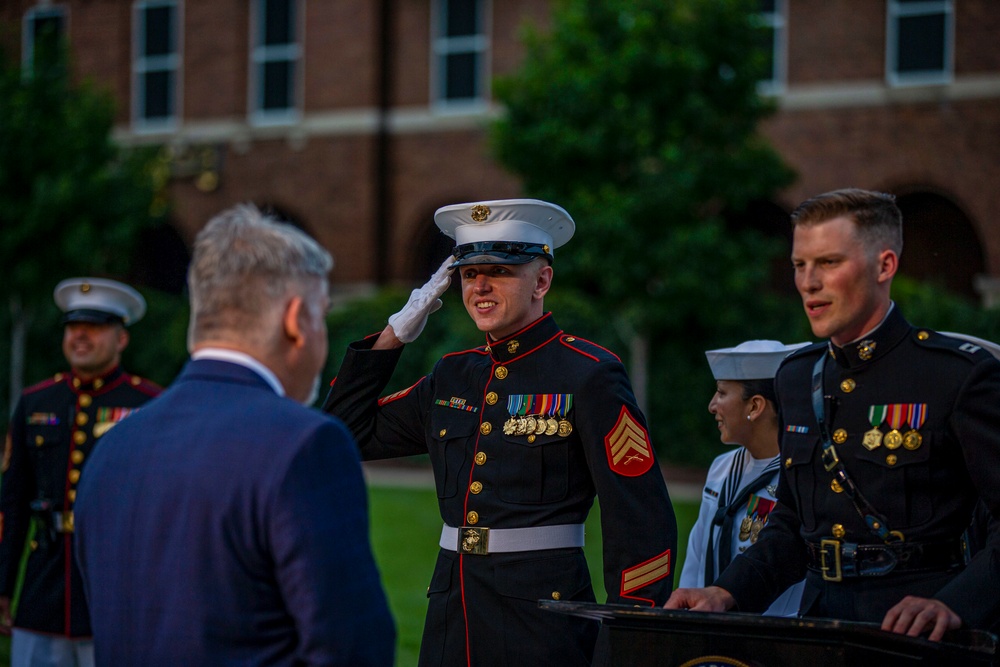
[74,204,395,666]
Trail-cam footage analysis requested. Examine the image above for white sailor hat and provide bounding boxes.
[705,340,811,381]
[939,332,1000,360]
[435,199,575,267]
[54,277,147,326]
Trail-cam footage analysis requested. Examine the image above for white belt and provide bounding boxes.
[439,523,585,555]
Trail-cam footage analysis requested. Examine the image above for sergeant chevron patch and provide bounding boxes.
[604,406,653,476]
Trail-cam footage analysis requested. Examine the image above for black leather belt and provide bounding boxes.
[806,538,967,582]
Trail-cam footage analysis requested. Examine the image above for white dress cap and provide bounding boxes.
[939,332,1000,360]
[435,199,575,266]
[54,277,147,326]
[705,340,811,381]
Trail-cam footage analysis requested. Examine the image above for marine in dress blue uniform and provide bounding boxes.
[0,278,159,666]
[324,200,677,667]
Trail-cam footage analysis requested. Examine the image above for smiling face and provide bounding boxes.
[62,322,129,380]
[792,216,896,346]
[708,380,753,447]
[460,260,552,339]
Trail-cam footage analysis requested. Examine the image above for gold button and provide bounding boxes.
[30,540,38,551]
[918,331,930,340]
[784,457,792,469]
[54,373,64,382]
[872,521,881,530]
[485,392,498,405]
[494,366,508,380]
[466,511,479,525]
[93,378,104,390]
[470,481,483,494]
[552,591,561,600]
[79,394,92,407]
[832,524,845,538]
[527,434,536,443]
[830,479,843,493]
[480,422,492,435]
[439,429,447,437]
[832,428,847,444]
[68,469,81,484]
[131,376,141,386]
[840,379,856,393]
[35,435,44,446]
[71,450,84,464]
[67,489,77,502]
[73,431,86,445]
[73,378,81,388]
[886,454,897,466]
[475,452,487,465]
[565,337,575,342]
[76,412,88,426]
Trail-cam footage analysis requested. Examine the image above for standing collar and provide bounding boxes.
[191,348,285,396]
[69,366,124,393]
[484,313,561,364]
[828,304,910,370]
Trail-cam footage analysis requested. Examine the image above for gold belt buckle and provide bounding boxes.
[460,526,489,555]
[59,511,75,534]
[820,538,842,582]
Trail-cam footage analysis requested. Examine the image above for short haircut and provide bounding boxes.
[187,204,333,349]
[790,188,903,256]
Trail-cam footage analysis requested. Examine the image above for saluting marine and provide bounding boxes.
[324,199,677,667]
[0,278,160,667]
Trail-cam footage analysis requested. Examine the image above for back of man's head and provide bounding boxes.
[791,188,903,257]
[187,204,333,351]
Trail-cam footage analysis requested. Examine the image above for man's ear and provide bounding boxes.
[116,327,130,354]
[283,296,306,348]
[533,265,553,301]
[876,249,898,285]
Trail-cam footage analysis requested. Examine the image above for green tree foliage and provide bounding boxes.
[0,38,167,420]
[490,0,801,465]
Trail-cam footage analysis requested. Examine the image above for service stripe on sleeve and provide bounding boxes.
[621,549,671,594]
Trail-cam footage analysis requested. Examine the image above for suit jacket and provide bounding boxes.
[0,366,160,637]
[74,359,395,666]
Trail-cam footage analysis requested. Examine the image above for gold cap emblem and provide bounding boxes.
[470,204,491,222]
[832,524,846,538]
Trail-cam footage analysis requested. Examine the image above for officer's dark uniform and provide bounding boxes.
[0,366,160,637]
[715,306,1000,630]
[324,312,677,667]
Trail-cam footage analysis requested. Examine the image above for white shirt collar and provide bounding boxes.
[191,348,285,397]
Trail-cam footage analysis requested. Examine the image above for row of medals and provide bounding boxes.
[861,427,922,451]
[739,517,765,544]
[502,414,573,437]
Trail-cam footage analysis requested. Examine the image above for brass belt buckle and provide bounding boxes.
[820,538,842,582]
[460,526,489,555]
[57,511,75,534]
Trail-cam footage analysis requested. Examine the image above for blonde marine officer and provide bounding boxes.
[323,199,677,667]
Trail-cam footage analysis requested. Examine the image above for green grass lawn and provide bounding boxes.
[0,486,698,666]
[368,485,700,667]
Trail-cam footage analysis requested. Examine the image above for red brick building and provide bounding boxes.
[3,0,998,303]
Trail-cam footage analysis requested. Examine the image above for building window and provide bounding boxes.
[755,0,786,95]
[22,5,67,72]
[431,0,490,109]
[250,0,301,125]
[133,0,180,132]
[886,0,953,86]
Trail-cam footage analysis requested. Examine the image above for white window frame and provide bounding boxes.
[249,0,303,126]
[756,0,786,96]
[132,0,181,134]
[886,0,953,87]
[22,4,68,73]
[430,0,491,112]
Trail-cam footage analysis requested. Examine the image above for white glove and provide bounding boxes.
[387,257,454,343]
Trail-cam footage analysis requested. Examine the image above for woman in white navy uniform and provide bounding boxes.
[678,340,809,617]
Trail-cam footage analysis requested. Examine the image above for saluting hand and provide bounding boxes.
[386,256,455,344]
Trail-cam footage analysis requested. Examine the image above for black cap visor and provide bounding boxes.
[62,309,125,326]
[450,241,552,268]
